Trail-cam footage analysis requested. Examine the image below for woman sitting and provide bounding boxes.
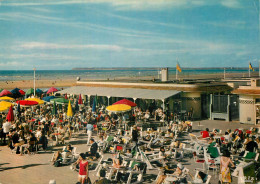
[51,144,73,164]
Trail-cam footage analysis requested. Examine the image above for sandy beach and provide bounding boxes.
[0,79,76,90]
[0,71,258,91]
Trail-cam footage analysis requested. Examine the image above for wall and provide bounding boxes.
[239,95,256,125]
[182,92,201,119]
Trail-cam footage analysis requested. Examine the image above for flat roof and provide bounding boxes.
[58,86,180,100]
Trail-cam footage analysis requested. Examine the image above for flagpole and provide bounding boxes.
[33,68,36,96]
[224,68,226,79]
[249,62,251,78]
[176,67,178,80]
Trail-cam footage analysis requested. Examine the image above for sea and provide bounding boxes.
[0,68,258,81]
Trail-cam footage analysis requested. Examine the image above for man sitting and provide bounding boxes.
[200,128,210,139]
[85,138,98,160]
[94,169,111,184]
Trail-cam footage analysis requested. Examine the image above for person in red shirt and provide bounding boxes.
[201,128,210,138]
[75,153,88,184]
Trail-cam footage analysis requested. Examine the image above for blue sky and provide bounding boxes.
[0,0,260,70]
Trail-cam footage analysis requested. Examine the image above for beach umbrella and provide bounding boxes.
[64,93,68,99]
[92,96,96,112]
[0,96,15,101]
[6,105,14,122]
[106,104,131,113]
[78,94,83,105]
[26,88,34,96]
[16,100,38,107]
[11,88,22,98]
[36,88,43,95]
[50,98,69,104]
[19,89,25,96]
[25,97,45,105]
[17,102,20,115]
[75,100,79,112]
[67,100,73,117]
[52,101,57,115]
[0,89,12,97]
[0,101,13,112]
[47,87,58,94]
[42,96,55,102]
[113,99,137,107]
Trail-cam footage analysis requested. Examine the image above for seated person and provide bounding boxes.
[62,144,73,159]
[112,157,125,182]
[165,129,175,138]
[85,138,98,160]
[156,163,184,184]
[94,169,111,184]
[200,128,210,139]
[38,131,48,151]
[188,171,207,183]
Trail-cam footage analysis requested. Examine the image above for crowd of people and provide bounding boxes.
[0,94,260,184]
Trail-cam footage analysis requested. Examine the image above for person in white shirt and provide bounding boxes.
[2,121,12,145]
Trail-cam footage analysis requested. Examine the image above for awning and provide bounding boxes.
[58,86,180,100]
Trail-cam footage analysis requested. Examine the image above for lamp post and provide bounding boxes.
[33,68,36,97]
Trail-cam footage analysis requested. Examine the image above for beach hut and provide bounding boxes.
[0,89,12,97]
[47,87,58,94]
[106,104,131,113]
[113,99,137,107]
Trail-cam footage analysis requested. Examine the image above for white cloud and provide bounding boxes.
[19,42,125,51]
[205,20,250,29]
[0,53,84,60]
[220,0,242,9]
[1,0,243,10]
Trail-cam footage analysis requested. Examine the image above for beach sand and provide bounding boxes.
[0,71,258,90]
[0,79,76,90]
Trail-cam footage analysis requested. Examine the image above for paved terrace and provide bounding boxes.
[0,120,253,184]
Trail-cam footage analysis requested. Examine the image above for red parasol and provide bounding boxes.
[47,87,58,94]
[16,100,38,106]
[113,99,137,107]
[6,105,14,122]
[19,89,25,95]
[78,94,83,104]
[0,89,12,97]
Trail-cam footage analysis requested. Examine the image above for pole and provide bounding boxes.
[176,67,178,80]
[249,62,251,78]
[33,68,36,96]
[259,60,260,78]
[224,68,226,79]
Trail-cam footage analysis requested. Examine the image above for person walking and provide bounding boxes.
[75,153,89,184]
[220,150,235,184]
[86,120,94,145]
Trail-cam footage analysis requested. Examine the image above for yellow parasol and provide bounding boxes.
[67,100,73,117]
[106,104,131,113]
[25,97,45,105]
[0,96,15,101]
[0,101,13,112]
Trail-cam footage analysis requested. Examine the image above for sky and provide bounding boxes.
[0,0,260,70]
